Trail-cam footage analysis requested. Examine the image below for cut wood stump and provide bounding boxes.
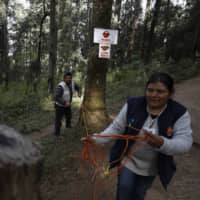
[0,125,43,200]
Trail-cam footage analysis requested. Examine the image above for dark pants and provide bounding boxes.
[54,104,71,136]
[117,167,155,200]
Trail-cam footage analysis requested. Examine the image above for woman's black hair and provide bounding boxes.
[146,72,174,93]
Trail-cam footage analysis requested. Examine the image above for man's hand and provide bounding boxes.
[142,129,164,148]
[65,102,71,107]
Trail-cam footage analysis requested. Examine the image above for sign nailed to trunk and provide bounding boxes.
[94,28,118,45]
[99,44,111,59]
[94,28,118,59]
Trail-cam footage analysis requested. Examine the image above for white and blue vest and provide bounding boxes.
[55,81,75,107]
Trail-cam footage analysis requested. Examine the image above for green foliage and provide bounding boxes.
[0,82,54,134]
[106,63,146,104]
[167,58,200,81]
[106,55,200,106]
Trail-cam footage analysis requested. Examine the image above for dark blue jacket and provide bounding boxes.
[109,96,186,190]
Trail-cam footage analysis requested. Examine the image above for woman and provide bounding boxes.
[82,72,193,200]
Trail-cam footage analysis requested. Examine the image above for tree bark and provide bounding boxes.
[87,0,93,51]
[80,0,113,131]
[48,0,58,94]
[113,0,122,28]
[0,125,43,200]
[140,0,151,59]
[144,0,161,64]
[124,0,142,59]
[192,5,200,61]
[30,1,48,92]
[37,0,48,73]
[163,0,170,62]
[0,0,9,88]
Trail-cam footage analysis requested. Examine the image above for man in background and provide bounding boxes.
[54,72,81,136]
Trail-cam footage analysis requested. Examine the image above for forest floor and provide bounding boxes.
[29,76,200,200]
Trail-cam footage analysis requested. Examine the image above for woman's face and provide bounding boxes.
[145,82,172,110]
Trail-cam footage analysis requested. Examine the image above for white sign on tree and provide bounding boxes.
[99,44,111,59]
[93,28,118,59]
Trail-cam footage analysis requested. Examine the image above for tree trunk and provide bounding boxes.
[163,0,170,62]
[163,0,170,42]
[48,0,58,94]
[144,0,161,64]
[140,0,151,59]
[192,19,200,60]
[124,0,141,59]
[87,0,93,51]
[31,1,48,92]
[0,0,9,88]
[37,0,48,74]
[112,0,122,28]
[0,125,43,200]
[80,0,113,131]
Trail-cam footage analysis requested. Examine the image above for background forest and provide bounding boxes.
[0,0,200,133]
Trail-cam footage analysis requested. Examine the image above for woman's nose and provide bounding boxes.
[151,91,158,96]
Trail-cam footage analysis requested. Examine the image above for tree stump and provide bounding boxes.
[0,125,43,200]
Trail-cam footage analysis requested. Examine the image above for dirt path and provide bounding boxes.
[30,76,200,200]
[174,76,200,145]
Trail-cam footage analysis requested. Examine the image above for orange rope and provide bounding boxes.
[69,103,150,200]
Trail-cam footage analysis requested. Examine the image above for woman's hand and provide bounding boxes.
[142,129,164,148]
[81,136,95,144]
